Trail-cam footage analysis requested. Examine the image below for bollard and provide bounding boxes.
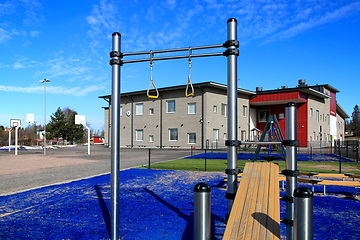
[294,187,313,240]
[194,182,211,240]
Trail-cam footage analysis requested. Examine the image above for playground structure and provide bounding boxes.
[109,18,310,240]
[9,114,34,155]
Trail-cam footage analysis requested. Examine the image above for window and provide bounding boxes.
[327,114,330,125]
[259,110,270,122]
[213,129,219,142]
[169,128,178,141]
[188,103,196,114]
[136,103,144,115]
[135,129,143,141]
[313,132,316,140]
[221,104,227,117]
[243,105,247,117]
[310,108,313,118]
[188,133,196,144]
[213,105,217,113]
[120,106,123,116]
[279,113,284,119]
[316,110,319,122]
[149,108,154,115]
[149,135,154,142]
[223,133,227,140]
[166,100,175,113]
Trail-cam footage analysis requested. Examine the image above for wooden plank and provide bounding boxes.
[223,163,252,240]
[238,163,262,239]
[250,162,269,239]
[271,163,280,240]
[223,162,280,240]
[257,163,271,239]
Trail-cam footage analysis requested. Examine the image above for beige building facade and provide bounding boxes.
[99,82,255,148]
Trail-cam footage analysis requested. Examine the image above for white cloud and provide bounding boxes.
[0,84,106,96]
[86,0,118,37]
[29,30,39,37]
[265,1,360,43]
[0,28,13,43]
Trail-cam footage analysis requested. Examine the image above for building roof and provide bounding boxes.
[336,102,350,119]
[98,81,256,100]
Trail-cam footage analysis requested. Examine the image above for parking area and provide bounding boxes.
[0,145,190,195]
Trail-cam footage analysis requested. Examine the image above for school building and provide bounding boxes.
[99,79,349,148]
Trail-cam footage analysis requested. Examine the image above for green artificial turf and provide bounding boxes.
[137,158,360,174]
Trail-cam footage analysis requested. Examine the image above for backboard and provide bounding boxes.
[26,113,34,124]
[75,115,86,125]
[10,119,21,127]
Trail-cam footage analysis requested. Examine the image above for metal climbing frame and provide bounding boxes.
[110,18,239,240]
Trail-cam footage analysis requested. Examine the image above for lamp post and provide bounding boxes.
[39,78,50,155]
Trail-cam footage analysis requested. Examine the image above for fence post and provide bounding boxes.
[148,148,151,169]
[310,146,312,161]
[356,141,359,163]
[204,149,207,171]
[339,144,342,174]
[194,183,211,240]
[191,146,193,159]
[294,187,313,240]
[346,141,349,158]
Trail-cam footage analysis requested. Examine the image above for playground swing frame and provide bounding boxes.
[109,18,239,240]
[110,18,301,240]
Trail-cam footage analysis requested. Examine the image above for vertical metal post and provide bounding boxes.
[110,32,121,240]
[356,141,359,163]
[194,183,211,240]
[294,187,313,240]
[87,126,90,155]
[44,81,47,155]
[148,148,151,169]
[15,127,18,155]
[8,129,11,152]
[225,18,238,217]
[285,102,298,240]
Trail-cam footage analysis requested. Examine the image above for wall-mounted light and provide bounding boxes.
[144,125,147,128]
[123,126,125,129]
[156,125,159,128]
[181,124,183,127]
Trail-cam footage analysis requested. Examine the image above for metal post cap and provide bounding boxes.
[285,102,297,107]
[227,18,237,23]
[194,182,211,192]
[294,187,313,198]
[112,32,121,37]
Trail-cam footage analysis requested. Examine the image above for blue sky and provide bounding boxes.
[1,0,359,131]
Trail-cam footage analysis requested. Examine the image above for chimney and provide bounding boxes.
[298,79,306,86]
[256,87,263,92]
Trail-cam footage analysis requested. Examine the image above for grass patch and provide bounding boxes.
[137,158,360,174]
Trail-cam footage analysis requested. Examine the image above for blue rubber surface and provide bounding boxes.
[1,169,359,239]
[186,152,354,162]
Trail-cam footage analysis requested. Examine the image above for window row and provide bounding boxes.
[213,104,248,118]
[120,101,196,116]
[135,129,197,144]
[310,108,330,125]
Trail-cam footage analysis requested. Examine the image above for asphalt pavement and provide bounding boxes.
[0,145,190,195]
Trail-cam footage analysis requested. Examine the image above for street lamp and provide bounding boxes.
[39,78,50,155]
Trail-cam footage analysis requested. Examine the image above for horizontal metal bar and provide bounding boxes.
[241,141,283,145]
[122,44,224,57]
[122,52,224,64]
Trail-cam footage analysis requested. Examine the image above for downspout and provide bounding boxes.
[198,86,205,149]
[248,100,250,141]
[127,94,134,148]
